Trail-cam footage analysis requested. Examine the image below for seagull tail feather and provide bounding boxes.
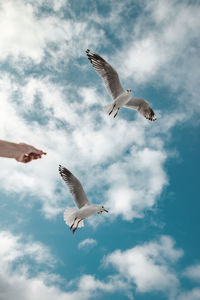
[103,103,112,113]
[64,207,84,228]
[103,103,117,116]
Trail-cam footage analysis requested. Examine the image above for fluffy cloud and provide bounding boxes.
[0,230,130,300]
[0,73,168,221]
[183,264,200,283]
[77,274,131,299]
[0,230,56,268]
[0,272,129,300]
[105,147,167,220]
[105,236,183,297]
[0,230,198,300]
[0,1,199,299]
[115,0,200,118]
[119,0,200,83]
[0,0,198,224]
[0,0,105,65]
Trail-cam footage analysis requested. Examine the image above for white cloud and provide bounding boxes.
[105,236,183,297]
[0,272,129,300]
[105,147,167,220]
[0,230,130,300]
[0,0,198,225]
[183,264,200,283]
[0,0,105,65]
[0,74,169,221]
[0,230,56,267]
[119,0,200,84]
[78,238,97,249]
[0,1,199,299]
[108,0,200,125]
[30,0,67,12]
[88,1,127,31]
[177,288,200,300]
[0,231,197,300]
[77,274,131,299]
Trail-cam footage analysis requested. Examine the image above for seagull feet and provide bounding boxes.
[72,219,82,234]
[109,104,116,115]
[113,108,119,118]
[72,228,77,234]
[70,218,77,230]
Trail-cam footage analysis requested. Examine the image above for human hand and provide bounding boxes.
[15,143,46,163]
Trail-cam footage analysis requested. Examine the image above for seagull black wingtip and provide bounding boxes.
[58,165,62,175]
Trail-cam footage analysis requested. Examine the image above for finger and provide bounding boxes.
[27,146,43,155]
[29,153,42,159]
[19,143,44,155]
[32,155,42,160]
[32,148,44,155]
[23,155,33,163]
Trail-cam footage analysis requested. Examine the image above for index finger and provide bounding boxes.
[27,147,44,155]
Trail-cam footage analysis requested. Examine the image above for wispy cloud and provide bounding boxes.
[0,230,56,268]
[115,0,200,119]
[78,238,97,249]
[0,75,169,220]
[0,1,199,299]
[0,0,105,66]
[0,0,199,225]
[177,288,200,300]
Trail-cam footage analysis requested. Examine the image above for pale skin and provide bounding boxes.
[0,140,46,163]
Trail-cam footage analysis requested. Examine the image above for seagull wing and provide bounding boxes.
[125,98,156,121]
[86,49,124,100]
[59,165,90,209]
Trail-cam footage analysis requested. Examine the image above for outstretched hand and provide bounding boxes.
[15,143,46,163]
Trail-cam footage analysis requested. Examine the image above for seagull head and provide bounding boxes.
[97,205,108,214]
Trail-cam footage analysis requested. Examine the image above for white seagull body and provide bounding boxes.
[59,165,108,234]
[86,49,156,121]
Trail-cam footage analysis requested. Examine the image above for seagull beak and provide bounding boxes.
[104,209,108,213]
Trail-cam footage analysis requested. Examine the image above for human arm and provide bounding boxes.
[0,140,46,163]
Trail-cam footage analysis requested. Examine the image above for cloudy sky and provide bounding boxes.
[0,0,199,299]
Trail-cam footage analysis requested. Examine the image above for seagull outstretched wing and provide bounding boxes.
[86,49,124,100]
[59,165,90,209]
[125,98,156,121]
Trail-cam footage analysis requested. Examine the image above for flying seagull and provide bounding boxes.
[86,49,156,121]
[59,165,108,234]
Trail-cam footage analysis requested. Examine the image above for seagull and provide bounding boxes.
[59,165,108,234]
[86,49,156,121]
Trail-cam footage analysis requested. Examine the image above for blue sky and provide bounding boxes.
[0,0,200,299]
